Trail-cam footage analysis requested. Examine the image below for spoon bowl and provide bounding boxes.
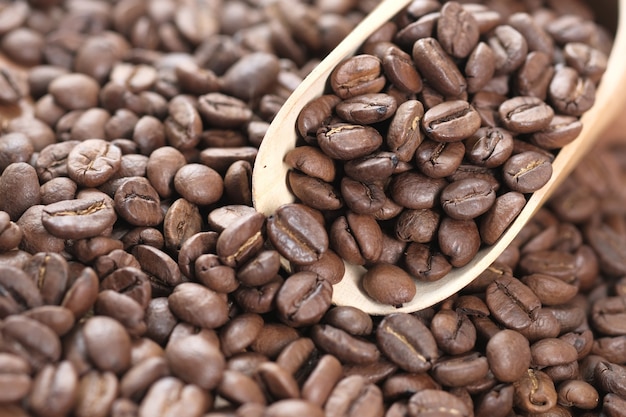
[253,0,626,314]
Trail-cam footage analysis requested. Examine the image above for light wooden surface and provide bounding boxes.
[252,0,626,314]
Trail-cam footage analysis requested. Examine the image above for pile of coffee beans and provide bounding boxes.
[284,0,611,305]
[1,0,626,416]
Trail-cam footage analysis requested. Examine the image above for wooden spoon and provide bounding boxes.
[252,0,626,314]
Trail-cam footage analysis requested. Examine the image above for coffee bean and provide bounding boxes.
[267,204,328,266]
[412,37,466,97]
[486,275,541,331]
[362,263,416,306]
[330,54,385,99]
[502,151,553,193]
[408,389,471,417]
[168,282,229,329]
[215,210,265,268]
[377,313,438,373]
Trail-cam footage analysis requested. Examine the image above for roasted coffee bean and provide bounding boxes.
[267,204,328,266]
[430,309,476,355]
[549,66,596,117]
[412,37,466,97]
[377,313,438,373]
[28,361,78,417]
[95,290,147,337]
[166,332,225,390]
[311,324,379,365]
[49,73,100,110]
[486,275,541,330]
[489,25,528,75]
[441,178,496,220]
[438,217,481,267]
[422,100,481,142]
[145,146,186,199]
[514,369,557,414]
[197,92,252,129]
[362,263,416,306]
[324,375,384,417]
[437,1,480,59]
[296,94,342,140]
[317,123,383,161]
[276,271,333,327]
[41,198,117,240]
[431,352,489,387]
[329,211,383,266]
[404,242,453,282]
[343,151,397,183]
[0,265,43,317]
[408,389,471,417]
[386,99,424,162]
[335,93,397,125]
[1,315,61,372]
[67,139,122,188]
[0,162,40,221]
[285,146,336,182]
[138,376,211,417]
[216,211,265,268]
[74,370,119,417]
[390,170,448,209]
[168,283,229,329]
[287,170,343,212]
[415,139,465,178]
[502,151,553,193]
[329,54,385,99]
[174,163,224,206]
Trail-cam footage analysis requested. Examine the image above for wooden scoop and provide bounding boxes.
[252,0,626,314]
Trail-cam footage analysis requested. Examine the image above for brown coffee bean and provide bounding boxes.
[422,100,481,143]
[437,1,480,59]
[311,324,380,365]
[438,217,481,268]
[0,352,32,404]
[324,375,384,417]
[330,54,385,99]
[284,146,336,182]
[146,146,186,199]
[362,263,416,306]
[415,139,465,179]
[502,151,553,194]
[1,315,61,372]
[138,376,211,417]
[488,25,528,75]
[49,73,100,110]
[431,352,489,388]
[166,332,225,390]
[408,389,471,417]
[412,37,466,97]
[430,309,476,355]
[404,242,453,282]
[275,271,332,327]
[28,361,78,417]
[168,282,229,329]
[83,316,132,375]
[296,94,342,140]
[317,123,383,161]
[390,171,448,209]
[292,249,346,285]
[486,275,541,331]
[197,92,252,129]
[330,212,382,266]
[549,66,596,117]
[513,369,557,414]
[0,162,40,222]
[119,356,170,402]
[386,100,424,162]
[335,93,397,125]
[216,211,265,268]
[377,313,438,373]
[74,371,119,417]
[499,96,554,134]
[287,170,343,212]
